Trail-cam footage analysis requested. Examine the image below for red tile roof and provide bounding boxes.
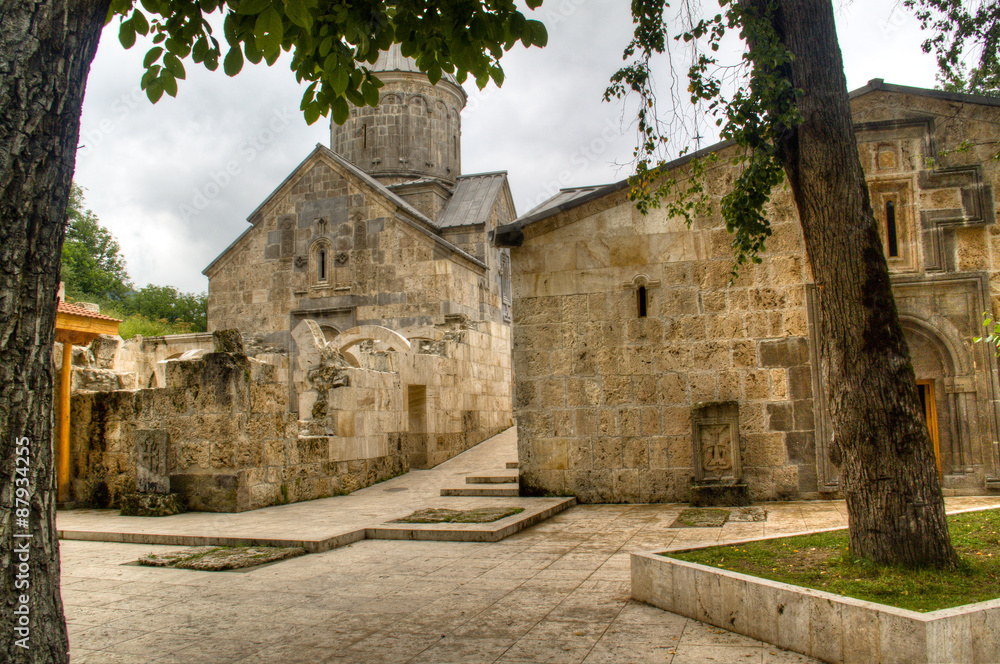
[57,301,122,322]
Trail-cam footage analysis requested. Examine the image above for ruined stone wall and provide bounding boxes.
[69,352,406,512]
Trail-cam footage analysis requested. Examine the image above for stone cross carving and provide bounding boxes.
[691,402,741,483]
[700,424,734,473]
[135,429,169,493]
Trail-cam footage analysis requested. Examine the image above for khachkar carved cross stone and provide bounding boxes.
[135,429,170,494]
[691,401,741,484]
[700,424,734,477]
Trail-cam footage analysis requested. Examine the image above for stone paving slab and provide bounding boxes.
[59,428,572,552]
[60,495,1000,664]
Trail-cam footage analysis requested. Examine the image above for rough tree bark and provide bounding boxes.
[1,1,109,662]
[743,0,958,568]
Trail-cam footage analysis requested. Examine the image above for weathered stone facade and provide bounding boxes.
[498,80,1000,503]
[69,349,409,511]
[65,46,516,511]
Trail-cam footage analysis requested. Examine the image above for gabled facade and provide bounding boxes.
[498,80,1000,503]
[68,47,518,511]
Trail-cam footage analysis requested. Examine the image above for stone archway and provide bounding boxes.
[900,314,972,478]
[330,325,412,355]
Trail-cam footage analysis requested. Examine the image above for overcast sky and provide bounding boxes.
[74,1,940,294]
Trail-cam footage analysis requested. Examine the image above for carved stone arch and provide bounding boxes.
[408,94,429,114]
[898,311,972,477]
[381,92,401,106]
[898,311,970,376]
[331,325,412,355]
[623,274,661,318]
[319,325,340,343]
[398,325,445,341]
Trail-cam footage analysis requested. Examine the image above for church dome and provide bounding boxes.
[331,45,467,184]
[367,44,462,88]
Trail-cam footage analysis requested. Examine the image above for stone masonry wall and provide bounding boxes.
[69,352,406,512]
[511,156,810,502]
[510,86,1000,503]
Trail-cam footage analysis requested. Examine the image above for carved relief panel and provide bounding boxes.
[691,401,741,483]
[135,429,169,494]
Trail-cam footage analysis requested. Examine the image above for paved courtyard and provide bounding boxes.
[58,429,1000,663]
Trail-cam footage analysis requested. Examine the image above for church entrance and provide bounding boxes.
[916,379,941,478]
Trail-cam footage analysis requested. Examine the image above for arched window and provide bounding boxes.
[637,286,648,318]
[311,240,332,287]
[885,200,898,258]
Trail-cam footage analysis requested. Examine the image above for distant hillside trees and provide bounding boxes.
[62,184,207,336]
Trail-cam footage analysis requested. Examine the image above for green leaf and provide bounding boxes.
[161,71,178,97]
[224,46,244,76]
[303,103,321,125]
[523,20,547,47]
[244,38,263,64]
[236,0,271,14]
[119,19,137,49]
[143,46,163,68]
[164,53,186,79]
[192,38,209,62]
[284,0,314,30]
[131,9,149,35]
[146,79,165,103]
[362,81,380,107]
[525,0,542,7]
[331,96,349,125]
[331,66,349,95]
[254,6,283,53]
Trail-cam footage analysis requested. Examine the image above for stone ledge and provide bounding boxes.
[631,549,1000,664]
[59,497,576,553]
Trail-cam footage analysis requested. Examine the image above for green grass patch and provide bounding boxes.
[667,508,1000,612]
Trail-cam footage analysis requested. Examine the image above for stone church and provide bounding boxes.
[65,46,518,511]
[497,80,1000,503]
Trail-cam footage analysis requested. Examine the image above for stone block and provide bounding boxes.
[787,366,813,400]
[840,601,879,664]
[758,337,809,368]
[170,473,239,512]
[767,403,794,431]
[118,492,183,517]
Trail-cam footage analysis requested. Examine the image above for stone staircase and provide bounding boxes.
[440,462,520,497]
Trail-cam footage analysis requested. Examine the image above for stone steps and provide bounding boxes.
[506,461,519,469]
[441,485,520,497]
[465,473,519,484]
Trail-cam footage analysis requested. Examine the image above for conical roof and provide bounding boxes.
[367,43,461,87]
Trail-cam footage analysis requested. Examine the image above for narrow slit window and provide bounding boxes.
[885,200,899,258]
[318,249,327,281]
[637,285,648,318]
[362,124,367,150]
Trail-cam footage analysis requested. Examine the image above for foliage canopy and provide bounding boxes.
[108,0,546,125]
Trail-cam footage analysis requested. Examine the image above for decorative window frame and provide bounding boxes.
[868,179,917,272]
[309,238,333,289]
[622,274,660,318]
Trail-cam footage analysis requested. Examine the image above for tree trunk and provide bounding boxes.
[744,0,958,568]
[1,1,109,662]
